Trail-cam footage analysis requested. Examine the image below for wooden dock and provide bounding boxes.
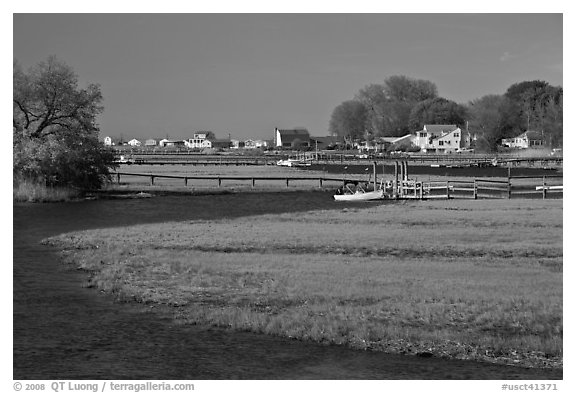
[396,175,563,200]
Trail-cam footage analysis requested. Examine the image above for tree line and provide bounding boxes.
[328,75,563,151]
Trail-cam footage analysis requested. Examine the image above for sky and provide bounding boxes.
[12,12,563,142]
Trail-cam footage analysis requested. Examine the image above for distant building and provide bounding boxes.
[103,136,114,146]
[186,133,213,149]
[230,139,240,149]
[501,131,545,149]
[145,138,161,147]
[413,125,463,154]
[159,139,185,147]
[275,128,310,148]
[244,139,268,149]
[127,138,142,147]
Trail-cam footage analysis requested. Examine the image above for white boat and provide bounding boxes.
[276,158,312,167]
[334,188,386,201]
[535,185,563,191]
[333,181,387,201]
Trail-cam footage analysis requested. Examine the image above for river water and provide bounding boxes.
[13,192,562,380]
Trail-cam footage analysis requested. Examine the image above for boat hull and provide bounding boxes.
[333,189,386,201]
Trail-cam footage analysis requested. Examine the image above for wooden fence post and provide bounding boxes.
[184,177,188,186]
[542,176,547,200]
[117,173,121,184]
[286,178,290,188]
[446,181,450,199]
[473,179,477,200]
[252,178,255,188]
[319,178,323,188]
[218,177,221,187]
[150,176,155,186]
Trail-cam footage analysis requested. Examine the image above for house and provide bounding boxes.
[275,128,311,148]
[229,139,246,149]
[501,131,545,149]
[159,139,185,147]
[145,138,161,147]
[412,125,463,154]
[244,139,269,149]
[127,138,142,147]
[186,133,213,149]
[229,139,240,149]
[103,136,125,146]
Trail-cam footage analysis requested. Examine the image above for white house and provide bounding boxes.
[501,131,544,149]
[413,125,463,154]
[230,139,240,149]
[244,139,268,149]
[103,136,114,146]
[127,138,142,147]
[145,138,161,147]
[186,133,213,149]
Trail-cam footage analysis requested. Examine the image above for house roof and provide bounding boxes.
[276,128,310,144]
[377,134,414,144]
[518,131,543,140]
[276,128,310,136]
[423,125,459,134]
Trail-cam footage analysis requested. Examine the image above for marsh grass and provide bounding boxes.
[45,199,562,368]
[13,180,81,202]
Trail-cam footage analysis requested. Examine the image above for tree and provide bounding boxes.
[13,56,117,189]
[408,97,468,131]
[466,95,506,151]
[502,80,563,137]
[355,76,438,136]
[328,100,368,141]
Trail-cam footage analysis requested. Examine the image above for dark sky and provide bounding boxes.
[13,13,563,141]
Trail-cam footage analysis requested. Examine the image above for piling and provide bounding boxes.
[373,161,377,191]
[404,161,409,181]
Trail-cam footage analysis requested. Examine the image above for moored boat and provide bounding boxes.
[333,188,386,201]
[333,180,388,201]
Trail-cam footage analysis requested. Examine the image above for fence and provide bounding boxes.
[113,172,359,189]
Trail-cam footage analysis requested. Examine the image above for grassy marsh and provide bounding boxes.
[45,199,562,368]
[13,180,81,202]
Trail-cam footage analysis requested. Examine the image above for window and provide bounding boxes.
[454,133,459,137]
[439,141,444,146]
